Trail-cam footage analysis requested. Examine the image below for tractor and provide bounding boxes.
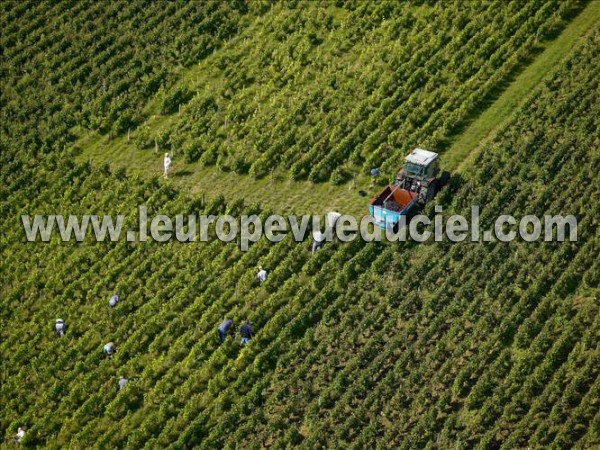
[368,148,449,229]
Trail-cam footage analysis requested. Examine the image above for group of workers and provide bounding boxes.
[216,266,268,344]
[23,202,345,443]
[40,264,277,439]
[28,263,278,442]
[19,290,124,443]
[54,293,119,338]
[52,269,266,352]
[53,294,120,365]
[218,319,253,345]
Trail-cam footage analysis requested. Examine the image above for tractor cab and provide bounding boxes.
[395,148,441,204]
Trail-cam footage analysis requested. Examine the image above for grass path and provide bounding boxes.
[75,3,599,216]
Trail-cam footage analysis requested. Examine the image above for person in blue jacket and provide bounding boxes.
[218,319,234,343]
[240,320,253,345]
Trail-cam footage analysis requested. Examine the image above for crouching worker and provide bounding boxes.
[55,319,66,337]
[109,293,119,308]
[14,427,25,443]
[312,230,325,253]
[217,319,234,343]
[118,375,128,390]
[256,266,267,284]
[103,341,116,358]
[240,320,252,345]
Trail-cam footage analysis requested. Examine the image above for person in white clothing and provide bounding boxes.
[163,152,172,178]
[103,342,116,357]
[256,266,267,283]
[118,376,128,390]
[109,293,119,308]
[312,230,325,253]
[14,427,25,443]
[55,319,66,337]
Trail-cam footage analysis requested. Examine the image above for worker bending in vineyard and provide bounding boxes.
[239,320,252,345]
[217,319,234,343]
[54,319,66,337]
[103,341,116,358]
[118,376,128,390]
[163,152,172,178]
[14,427,25,443]
[256,266,267,284]
[109,293,119,308]
[312,230,325,253]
